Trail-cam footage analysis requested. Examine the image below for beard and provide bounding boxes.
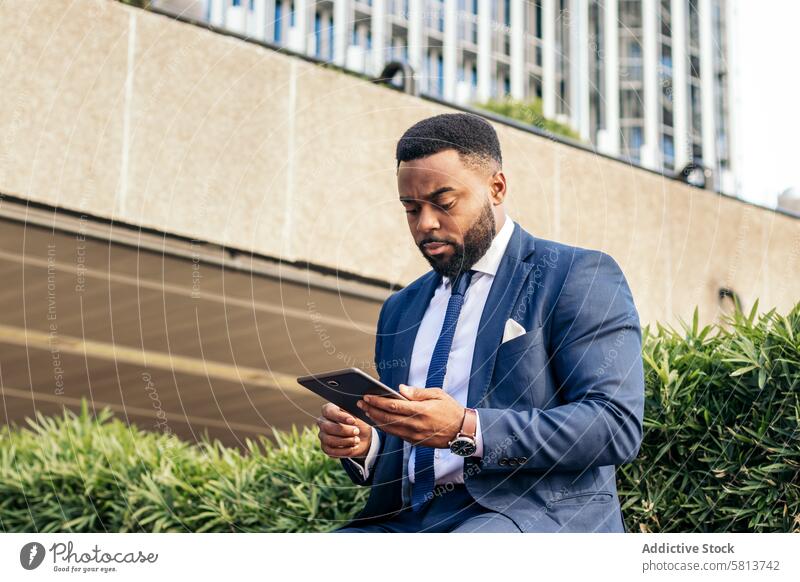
[418,201,497,281]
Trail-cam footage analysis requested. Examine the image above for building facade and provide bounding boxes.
[3,0,796,446]
[155,0,736,192]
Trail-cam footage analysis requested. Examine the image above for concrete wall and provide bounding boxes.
[1,0,798,328]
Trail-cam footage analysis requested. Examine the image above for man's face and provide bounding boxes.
[397,149,506,280]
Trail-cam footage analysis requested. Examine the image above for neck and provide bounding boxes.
[494,211,507,235]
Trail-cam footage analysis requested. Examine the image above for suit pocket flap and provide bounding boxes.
[497,325,544,359]
[550,491,614,505]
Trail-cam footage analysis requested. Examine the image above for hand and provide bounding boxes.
[316,403,372,459]
[357,384,464,448]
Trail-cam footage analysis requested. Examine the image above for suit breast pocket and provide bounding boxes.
[496,325,545,361]
[487,326,546,410]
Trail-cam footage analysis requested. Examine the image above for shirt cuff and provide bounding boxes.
[344,427,381,480]
[471,409,484,458]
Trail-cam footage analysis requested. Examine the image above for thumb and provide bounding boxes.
[400,384,439,400]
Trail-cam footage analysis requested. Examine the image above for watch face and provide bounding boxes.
[449,437,477,457]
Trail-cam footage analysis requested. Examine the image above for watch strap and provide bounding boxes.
[459,408,477,439]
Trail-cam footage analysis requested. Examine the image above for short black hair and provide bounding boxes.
[395,112,502,174]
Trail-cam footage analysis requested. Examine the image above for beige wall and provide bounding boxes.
[1,0,798,329]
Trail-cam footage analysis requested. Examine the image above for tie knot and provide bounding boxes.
[451,269,474,297]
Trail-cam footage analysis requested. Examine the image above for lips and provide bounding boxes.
[422,242,451,256]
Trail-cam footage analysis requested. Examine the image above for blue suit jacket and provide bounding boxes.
[341,222,645,532]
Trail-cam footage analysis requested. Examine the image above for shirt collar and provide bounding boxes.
[443,215,515,288]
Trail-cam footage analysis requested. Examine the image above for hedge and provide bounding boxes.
[621,300,799,532]
[0,406,366,532]
[1,300,797,532]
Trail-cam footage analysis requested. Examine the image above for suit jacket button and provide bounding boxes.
[508,458,519,467]
[499,458,509,466]
[519,456,528,463]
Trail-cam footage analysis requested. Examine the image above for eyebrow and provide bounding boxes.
[399,186,456,203]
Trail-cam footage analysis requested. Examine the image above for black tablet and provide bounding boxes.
[296,367,407,426]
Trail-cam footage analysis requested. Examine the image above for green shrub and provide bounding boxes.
[0,403,366,532]
[1,301,797,532]
[620,300,800,532]
[473,96,581,141]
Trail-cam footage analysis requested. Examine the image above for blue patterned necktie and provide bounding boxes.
[411,269,475,512]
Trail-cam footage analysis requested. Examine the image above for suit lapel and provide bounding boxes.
[389,270,441,389]
[375,270,441,487]
[467,222,536,408]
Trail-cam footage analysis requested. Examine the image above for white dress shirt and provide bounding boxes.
[348,216,516,485]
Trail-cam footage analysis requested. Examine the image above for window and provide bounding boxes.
[662,134,675,167]
[619,0,641,28]
[624,126,643,161]
[621,89,643,119]
[314,12,322,57]
[662,102,673,128]
[437,53,444,96]
[689,55,700,77]
[689,0,700,47]
[631,127,642,149]
[660,45,672,77]
[659,0,671,35]
[328,20,334,60]
[690,84,702,131]
[274,2,282,43]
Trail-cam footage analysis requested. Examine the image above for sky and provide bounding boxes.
[732,0,800,208]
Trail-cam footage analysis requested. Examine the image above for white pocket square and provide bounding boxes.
[502,318,527,344]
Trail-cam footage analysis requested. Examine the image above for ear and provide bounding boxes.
[489,170,507,205]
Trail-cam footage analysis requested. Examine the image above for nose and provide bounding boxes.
[415,202,440,235]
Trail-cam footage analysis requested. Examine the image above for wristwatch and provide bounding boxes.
[448,408,478,457]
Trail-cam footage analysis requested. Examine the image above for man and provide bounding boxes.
[316,112,644,532]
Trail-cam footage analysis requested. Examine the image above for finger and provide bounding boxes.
[360,402,416,428]
[361,394,416,416]
[316,418,362,438]
[399,384,440,400]
[319,432,361,448]
[373,421,416,443]
[352,415,372,431]
[321,443,362,458]
[321,403,357,425]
